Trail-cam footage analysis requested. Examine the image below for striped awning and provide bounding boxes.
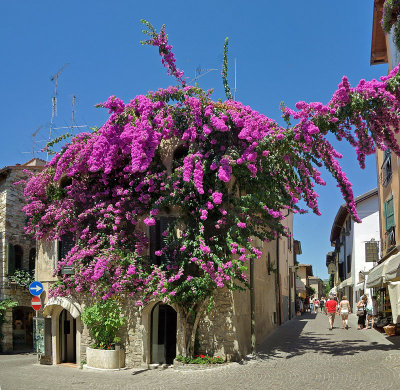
[385,252,400,282]
[366,261,388,288]
[338,276,353,290]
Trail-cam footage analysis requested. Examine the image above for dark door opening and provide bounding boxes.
[59,309,76,363]
[151,304,177,364]
[12,306,34,352]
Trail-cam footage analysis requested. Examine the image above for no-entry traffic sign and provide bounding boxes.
[31,296,41,311]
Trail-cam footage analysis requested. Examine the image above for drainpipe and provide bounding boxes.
[276,236,281,325]
[250,256,256,354]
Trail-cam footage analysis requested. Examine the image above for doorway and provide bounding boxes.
[150,304,177,364]
[58,309,76,363]
[12,306,34,352]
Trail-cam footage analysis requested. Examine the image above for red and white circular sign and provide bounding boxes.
[31,296,41,311]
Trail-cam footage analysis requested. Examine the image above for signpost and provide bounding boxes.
[31,296,42,311]
[29,281,44,296]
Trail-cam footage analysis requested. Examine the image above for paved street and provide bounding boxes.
[2,313,400,390]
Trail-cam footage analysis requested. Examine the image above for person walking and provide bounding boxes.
[368,295,378,329]
[320,297,325,312]
[324,295,338,330]
[356,294,368,330]
[338,295,351,329]
[313,297,319,313]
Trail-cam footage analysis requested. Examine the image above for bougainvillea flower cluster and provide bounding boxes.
[22,22,400,308]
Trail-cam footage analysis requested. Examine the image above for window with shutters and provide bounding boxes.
[149,216,176,266]
[6,243,15,276]
[58,232,75,274]
[14,245,23,271]
[384,196,395,231]
[381,149,392,187]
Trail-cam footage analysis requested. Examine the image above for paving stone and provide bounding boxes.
[1,313,400,389]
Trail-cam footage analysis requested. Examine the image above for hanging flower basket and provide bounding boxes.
[383,324,396,336]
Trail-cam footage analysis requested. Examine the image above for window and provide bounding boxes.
[14,245,23,270]
[346,254,352,274]
[29,248,36,272]
[384,195,395,232]
[6,244,23,276]
[149,216,176,265]
[58,232,75,274]
[381,149,392,187]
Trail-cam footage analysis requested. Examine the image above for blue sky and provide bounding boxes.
[0,1,387,279]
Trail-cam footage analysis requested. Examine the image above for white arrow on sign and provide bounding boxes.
[30,285,42,292]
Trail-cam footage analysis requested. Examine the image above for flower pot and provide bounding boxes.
[383,325,396,337]
[86,346,125,370]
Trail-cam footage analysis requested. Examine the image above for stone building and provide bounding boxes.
[37,223,295,367]
[0,158,45,352]
[33,143,296,368]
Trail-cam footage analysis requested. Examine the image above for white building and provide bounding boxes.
[329,188,379,310]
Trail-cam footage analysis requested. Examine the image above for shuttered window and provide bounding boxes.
[385,195,395,231]
[6,243,15,276]
[149,216,176,265]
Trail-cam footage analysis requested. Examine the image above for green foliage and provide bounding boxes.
[81,300,126,349]
[222,37,233,100]
[175,354,224,364]
[9,269,35,289]
[0,299,18,341]
[46,132,72,156]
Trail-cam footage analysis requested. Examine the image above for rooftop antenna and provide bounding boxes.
[234,58,237,100]
[190,67,217,84]
[47,63,70,161]
[22,125,46,157]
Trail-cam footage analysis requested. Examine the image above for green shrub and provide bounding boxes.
[81,300,126,350]
[175,354,224,364]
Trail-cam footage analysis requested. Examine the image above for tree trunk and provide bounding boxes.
[179,298,209,358]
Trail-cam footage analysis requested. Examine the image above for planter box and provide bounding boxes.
[86,347,125,370]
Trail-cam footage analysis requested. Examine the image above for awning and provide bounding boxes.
[338,276,353,290]
[329,286,337,296]
[366,261,388,288]
[296,278,306,292]
[385,252,400,282]
[354,282,364,291]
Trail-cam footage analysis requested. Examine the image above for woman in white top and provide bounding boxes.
[338,295,351,329]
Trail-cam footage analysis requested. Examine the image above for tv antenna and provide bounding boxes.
[47,63,70,161]
[22,125,46,157]
[190,66,217,84]
[234,58,237,100]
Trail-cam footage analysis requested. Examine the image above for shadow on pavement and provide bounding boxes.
[252,313,400,361]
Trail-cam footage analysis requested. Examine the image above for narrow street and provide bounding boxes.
[1,312,400,390]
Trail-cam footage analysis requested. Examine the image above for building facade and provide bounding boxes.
[0,159,45,352]
[328,189,380,310]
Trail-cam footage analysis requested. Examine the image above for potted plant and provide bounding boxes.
[382,0,400,51]
[81,299,126,369]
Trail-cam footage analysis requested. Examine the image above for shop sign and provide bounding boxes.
[365,240,379,262]
[328,262,336,275]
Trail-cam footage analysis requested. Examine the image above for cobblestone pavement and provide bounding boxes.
[2,313,400,390]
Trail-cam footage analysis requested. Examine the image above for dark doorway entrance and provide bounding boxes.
[151,304,177,364]
[59,309,76,363]
[12,306,34,352]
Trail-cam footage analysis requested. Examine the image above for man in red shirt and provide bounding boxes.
[324,295,338,330]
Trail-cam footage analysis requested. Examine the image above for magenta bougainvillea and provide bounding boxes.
[22,21,400,310]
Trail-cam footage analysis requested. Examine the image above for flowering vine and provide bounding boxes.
[22,22,400,319]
